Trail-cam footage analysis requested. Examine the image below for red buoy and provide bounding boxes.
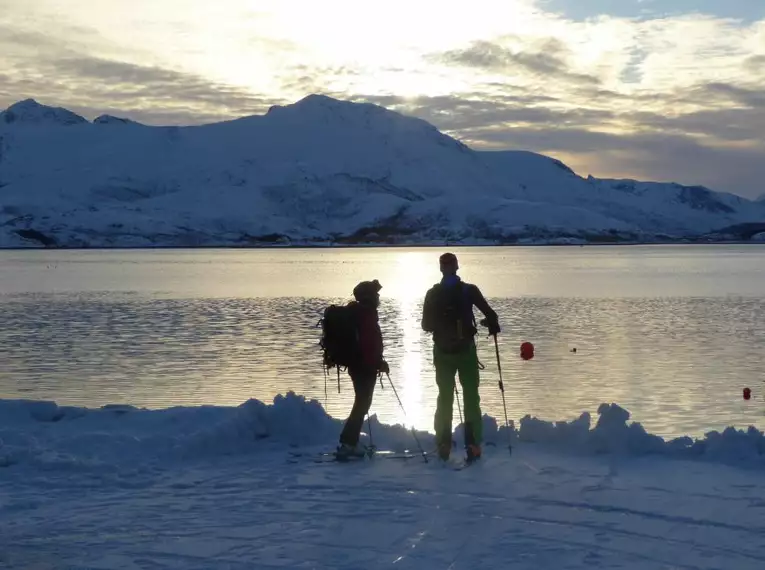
[520,341,535,360]
[743,387,751,400]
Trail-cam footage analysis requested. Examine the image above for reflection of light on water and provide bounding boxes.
[398,294,423,429]
[385,250,436,302]
[387,251,436,429]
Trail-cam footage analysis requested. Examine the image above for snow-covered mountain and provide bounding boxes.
[0,99,88,127]
[92,114,142,126]
[0,95,763,248]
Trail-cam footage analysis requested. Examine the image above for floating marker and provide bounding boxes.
[743,387,751,401]
[520,341,535,360]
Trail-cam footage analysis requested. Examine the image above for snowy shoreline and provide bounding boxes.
[2,392,764,569]
[3,239,765,251]
[2,392,763,471]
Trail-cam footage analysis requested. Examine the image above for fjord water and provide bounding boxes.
[1,245,763,440]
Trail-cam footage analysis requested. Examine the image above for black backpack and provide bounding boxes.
[431,282,476,353]
[319,302,360,371]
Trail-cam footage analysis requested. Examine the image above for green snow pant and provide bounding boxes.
[433,341,482,448]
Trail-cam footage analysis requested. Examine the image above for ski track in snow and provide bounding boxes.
[3,446,764,570]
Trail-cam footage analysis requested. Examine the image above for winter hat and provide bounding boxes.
[353,279,382,302]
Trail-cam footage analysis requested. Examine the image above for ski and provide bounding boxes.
[310,453,421,464]
[436,458,469,470]
[437,452,484,470]
[286,451,367,464]
[287,448,424,463]
[448,457,483,470]
[454,459,478,471]
[286,447,483,468]
[313,454,366,464]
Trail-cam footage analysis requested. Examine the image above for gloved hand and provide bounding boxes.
[378,360,390,374]
[480,318,501,336]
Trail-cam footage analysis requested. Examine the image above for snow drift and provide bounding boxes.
[1,393,763,472]
[1,95,763,248]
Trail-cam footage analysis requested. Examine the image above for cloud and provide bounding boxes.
[54,57,271,109]
[583,137,765,201]
[465,124,765,199]
[0,18,360,125]
[279,65,362,94]
[0,22,284,124]
[434,38,602,87]
[0,56,279,124]
[745,55,765,72]
[628,108,765,143]
[353,90,765,198]
[697,82,765,108]
[355,92,614,133]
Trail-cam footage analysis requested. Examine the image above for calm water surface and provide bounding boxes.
[1,245,764,440]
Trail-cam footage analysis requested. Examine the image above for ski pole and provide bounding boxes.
[454,385,464,425]
[493,334,513,453]
[367,414,374,450]
[385,372,428,463]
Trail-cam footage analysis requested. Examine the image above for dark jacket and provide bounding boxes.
[421,277,498,349]
[353,302,384,369]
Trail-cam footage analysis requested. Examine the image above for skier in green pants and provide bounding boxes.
[421,252,500,462]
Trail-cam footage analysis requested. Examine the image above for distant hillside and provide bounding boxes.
[0,95,763,248]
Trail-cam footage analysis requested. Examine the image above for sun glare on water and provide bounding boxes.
[383,251,439,430]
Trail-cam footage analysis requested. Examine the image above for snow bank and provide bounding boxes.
[0,393,433,471]
[1,394,763,472]
[518,403,765,466]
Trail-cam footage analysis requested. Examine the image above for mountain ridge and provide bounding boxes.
[0,95,762,248]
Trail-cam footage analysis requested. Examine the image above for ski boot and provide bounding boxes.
[465,444,482,464]
[335,443,372,461]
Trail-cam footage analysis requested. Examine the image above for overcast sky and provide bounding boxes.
[1,0,764,198]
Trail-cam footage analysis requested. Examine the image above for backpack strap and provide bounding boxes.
[463,282,476,329]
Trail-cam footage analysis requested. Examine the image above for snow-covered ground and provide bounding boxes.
[2,393,763,569]
[2,96,764,248]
